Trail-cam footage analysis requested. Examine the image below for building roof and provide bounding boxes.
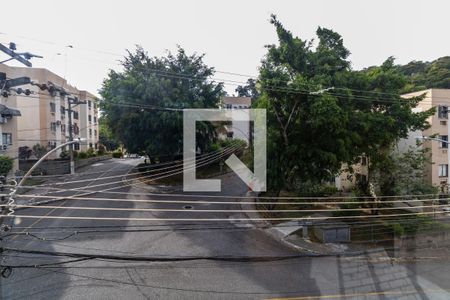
[222,96,252,106]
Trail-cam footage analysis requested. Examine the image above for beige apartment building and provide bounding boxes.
[401,89,450,188]
[0,64,99,170]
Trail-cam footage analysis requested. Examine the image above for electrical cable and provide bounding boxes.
[3,209,450,222]
[24,141,243,187]
[4,202,450,214]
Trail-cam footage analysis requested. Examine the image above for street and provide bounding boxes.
[1,158,450,299]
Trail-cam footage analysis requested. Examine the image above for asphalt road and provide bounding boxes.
[2,158,450,299]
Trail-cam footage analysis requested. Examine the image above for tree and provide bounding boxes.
[18,146,32,160]
[0,156,13,176]
[100,46,224,159]
[369,56,450,93]
[98,117,119,151]
[235,78,259,99]
[371,145,437,196]
[257,15,434,195]
[32,144,47,159]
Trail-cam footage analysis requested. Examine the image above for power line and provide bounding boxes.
[17,142,242,187]
[6,202,450,215]
[16,143,244,195]
[13,193,450,207]
[4,209,450,222]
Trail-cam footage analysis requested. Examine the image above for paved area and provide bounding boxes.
[1,159,450,299]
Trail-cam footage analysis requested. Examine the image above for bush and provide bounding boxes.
[392,223,405,236]
[294,181,338,197]
[208,142,220,152]
[97,144,106,156]
[73,150,79,159]
[86,148,96,158]
[78,151,88,159]
[32,143,47,159]
[0,156,13,176]
[112,151,123,158]
[59,150,69,159]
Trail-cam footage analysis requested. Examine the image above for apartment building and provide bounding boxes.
[401,89,450,188]
[335,158,369,192]
[221,96,252,144]
[0,64,99,164]
[0,79,21,172]
[78,91,99,151]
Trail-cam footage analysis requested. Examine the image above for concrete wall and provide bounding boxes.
[19,155,111,175]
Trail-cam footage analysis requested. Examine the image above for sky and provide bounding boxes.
[1,0,449,96]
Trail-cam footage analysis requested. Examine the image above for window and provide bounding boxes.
[88,100,92,109]
[226,104,232,109]
[439,164,448,177]
[94,143,98,150]
[61,124,66,133]
[89,129,92,137]
[50,122,57,132]
[50,102,56,113]
[74,143,80,151]
[73,123,79,135]
[88,115,92,122]
[438,106,448,119]
[94,130,97,137]
[94,116,97,123]
[440,135,448,148]
[73,111,79,120]
[441,121,447,126]
[60,106,65,115]
[89,143,93,148]
[2,133,12,145]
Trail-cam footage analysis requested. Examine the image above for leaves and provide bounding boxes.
[100,46,224,158]
[258,17,434,194]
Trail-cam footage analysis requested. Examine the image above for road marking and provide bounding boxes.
[9,160,130,242]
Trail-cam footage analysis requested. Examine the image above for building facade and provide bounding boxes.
[401,89,450,188]
[0,64,99,170]
[221,96,252,144]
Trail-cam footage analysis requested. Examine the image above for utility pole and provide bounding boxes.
[68,98,75,174]
[0,42,42,67]
[67,97,86,174]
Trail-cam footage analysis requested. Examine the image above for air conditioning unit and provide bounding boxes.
[1,145,7,151]
[56,120,62,125]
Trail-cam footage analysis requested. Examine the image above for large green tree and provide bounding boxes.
[257,15,434,195]
[100,47,224,158]
[98,117,119,151]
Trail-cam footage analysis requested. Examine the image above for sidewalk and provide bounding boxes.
[240,191,387,255]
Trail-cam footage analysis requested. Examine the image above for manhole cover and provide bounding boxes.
[183,205,193,210]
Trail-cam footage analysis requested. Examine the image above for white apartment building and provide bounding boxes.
[221,96,252,145]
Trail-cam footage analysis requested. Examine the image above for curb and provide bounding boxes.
[239,192,394,257]
[239,191,322,254]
